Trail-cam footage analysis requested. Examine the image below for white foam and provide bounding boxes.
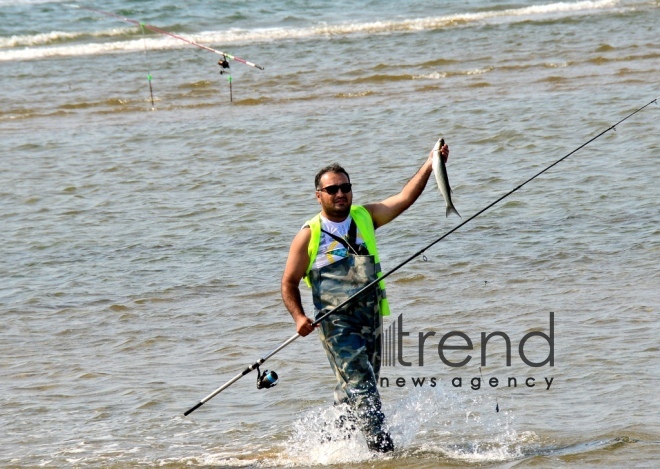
[0,36,181,61]
[0,27,135,48]
[0,0,622,61]
[277,386,535,465]
[284,404,375,465]
[197,0,622,43]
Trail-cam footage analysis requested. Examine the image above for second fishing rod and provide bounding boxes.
[184,96,657,416]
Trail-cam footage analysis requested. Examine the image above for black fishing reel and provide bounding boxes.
[256,366,278,389]
[218,56,230,75]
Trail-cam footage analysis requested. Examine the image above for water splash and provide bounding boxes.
[281,384,535,465]
[284,404,375,465]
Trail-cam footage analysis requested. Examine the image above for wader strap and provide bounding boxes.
[348,218,358,248]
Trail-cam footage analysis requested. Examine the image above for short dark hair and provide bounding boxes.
[314,163,350,190]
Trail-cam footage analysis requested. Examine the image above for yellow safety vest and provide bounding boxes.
[303,205,390,316]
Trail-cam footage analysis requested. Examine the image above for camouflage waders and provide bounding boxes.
[308,252,394,452]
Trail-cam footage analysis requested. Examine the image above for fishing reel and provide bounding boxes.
[256,366,278,389]
[218,55,230,75]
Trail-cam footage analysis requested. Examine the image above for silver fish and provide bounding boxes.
[431,137,461,218]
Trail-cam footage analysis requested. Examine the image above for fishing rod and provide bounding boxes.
[74,5,265,70]
[218,56,233,102]
[139,23,155,109]
[184,96,657,416]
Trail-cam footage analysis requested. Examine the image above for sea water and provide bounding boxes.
[1,0,658,466]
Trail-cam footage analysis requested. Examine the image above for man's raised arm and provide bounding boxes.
[365,142,449,229]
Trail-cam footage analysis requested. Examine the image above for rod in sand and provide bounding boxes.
[140,23,155,109]
[184,96,657,416]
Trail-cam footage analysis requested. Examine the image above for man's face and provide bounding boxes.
[316,171,352,220]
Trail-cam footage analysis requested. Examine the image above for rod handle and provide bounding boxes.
[184,401,204,416]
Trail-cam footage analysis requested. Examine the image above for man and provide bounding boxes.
[281,142,450,452]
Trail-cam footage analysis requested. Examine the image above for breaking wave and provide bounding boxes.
[0,27,135,48]
[0,0,623,61]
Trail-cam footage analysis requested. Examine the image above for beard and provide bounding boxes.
[323,200,351,220]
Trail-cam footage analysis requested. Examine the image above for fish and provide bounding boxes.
[431,137,461,218]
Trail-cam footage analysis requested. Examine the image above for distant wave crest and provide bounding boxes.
[0,27,136,48]
[0,0,622,61]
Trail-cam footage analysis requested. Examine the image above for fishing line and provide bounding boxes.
[184,96,657,416]
[140,23,155,109]
[73,5,265,70]
[479,366,499,412]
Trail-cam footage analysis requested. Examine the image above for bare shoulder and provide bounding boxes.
[286,226,311,263]
[362,202,391,230]
[283,226,311,283]
[291,225,311,248]
[362,202,377,218]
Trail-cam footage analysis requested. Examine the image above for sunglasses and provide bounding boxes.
[317,183,352,195]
